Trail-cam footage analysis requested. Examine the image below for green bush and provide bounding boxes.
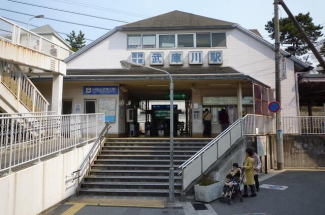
[198,174,217,186]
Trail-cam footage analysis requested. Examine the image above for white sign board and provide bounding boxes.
[169,51,183,65]
[188,51,203,65]
[281,57,287,80]
[150,52,164,65]
[208,51,223,64]
[202,97,253,105]
[257,136,267,156]
[98,98,116,122]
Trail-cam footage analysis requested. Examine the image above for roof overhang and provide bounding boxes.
[117,25,236,31]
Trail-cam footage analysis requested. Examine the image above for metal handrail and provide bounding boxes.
[179,115,247,170]
[0,111,55,117]
[69,123,111,189]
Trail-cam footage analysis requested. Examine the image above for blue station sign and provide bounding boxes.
[83,86,119,95]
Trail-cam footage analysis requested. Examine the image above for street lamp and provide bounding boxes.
[120,60,175,203]
[27,15,44,30]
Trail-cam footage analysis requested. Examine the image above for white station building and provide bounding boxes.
[32,10,312,137]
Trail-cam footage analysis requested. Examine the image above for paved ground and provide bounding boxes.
[211,170,325,215]
[47,170,325,215]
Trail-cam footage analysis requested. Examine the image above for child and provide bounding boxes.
[221,174,237,197]
[231,163,242,182]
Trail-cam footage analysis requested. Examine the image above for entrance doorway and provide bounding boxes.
[85,100,96,113]
[62,100,72,114]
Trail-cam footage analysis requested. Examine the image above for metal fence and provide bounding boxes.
[283,116,325,134]
[0,113,105,173]
[178,114,275,191]
[0,16,73,60]
[0,62,49,112]
[242,114,276,135]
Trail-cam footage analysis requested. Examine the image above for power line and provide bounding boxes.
[2,16,94,41]
[0,8,111,31]
[51,0,148,18]
[7,0,129,24]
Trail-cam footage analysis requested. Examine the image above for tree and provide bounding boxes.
[265,12,323,56]
[65,30,86,52]
[318,40,325,73]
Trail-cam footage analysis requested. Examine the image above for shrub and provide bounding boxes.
[198,174,217,186]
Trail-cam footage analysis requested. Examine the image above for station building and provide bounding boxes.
[31,11,312,137]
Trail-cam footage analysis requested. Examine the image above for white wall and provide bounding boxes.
[67,28,299,117]
[0,142,94,215]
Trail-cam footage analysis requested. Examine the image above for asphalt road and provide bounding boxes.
[210,171,325,215]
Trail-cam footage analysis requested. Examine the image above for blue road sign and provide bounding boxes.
[268,101,281,113]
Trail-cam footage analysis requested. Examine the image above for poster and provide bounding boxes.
[98,98,116,122]
[257,136,267,156]
[74,103,81,114]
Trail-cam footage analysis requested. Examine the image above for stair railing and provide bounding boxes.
[0,61,49,112]
[69,122,111,196]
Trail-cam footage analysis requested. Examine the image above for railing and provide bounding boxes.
[242,114,276,135]
[0,113,105,174]
[179,114,276,191]
[0,16,73,60]
[0,112,55,117]
[283,116,325,134]
[0,61,49,112]
[69,123,111,193]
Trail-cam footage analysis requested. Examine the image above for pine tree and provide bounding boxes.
[65,30,86,52]
[265,12,323,56]
[318,41,325,73]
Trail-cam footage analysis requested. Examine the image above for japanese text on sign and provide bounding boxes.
[150,52,164,65]
[170,51,183,65]
[83,86,119,95]
[131,52,145,65]
[208,51,223,64]
[189,51,203,64]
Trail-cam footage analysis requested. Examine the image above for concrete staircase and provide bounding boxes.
[79,138,211,197]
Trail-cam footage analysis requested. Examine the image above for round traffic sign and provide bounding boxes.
[268,101,281,113]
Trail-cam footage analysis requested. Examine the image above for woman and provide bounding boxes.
[242,148,257,197]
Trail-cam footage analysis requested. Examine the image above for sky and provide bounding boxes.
[1,0,324,66]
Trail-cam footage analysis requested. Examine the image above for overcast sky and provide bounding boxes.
[1,0,324,67]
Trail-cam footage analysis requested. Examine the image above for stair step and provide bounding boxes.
[103,146,203,149]
[81,182,182,186]
[96,155,192,160]
[78,188,181,196]
[84,175,182,183]
[89,169,180,176]
[91,164,179,170]
[100,150,197,155]
[94,159,186,165]
[80,181,182,189]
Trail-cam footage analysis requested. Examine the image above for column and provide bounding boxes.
[52,73,63,114]
[237,82,243,119]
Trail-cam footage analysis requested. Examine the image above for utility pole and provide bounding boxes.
[274,0,284,170]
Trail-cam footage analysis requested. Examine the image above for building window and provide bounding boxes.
[212,33,226,47]
[127,35,141,49]
[142,35,156,48]
[196,33,211,47]
[159,35,175,48]
[178,34,194,47]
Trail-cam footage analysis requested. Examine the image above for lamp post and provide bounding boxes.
[120,60,174,203]
[27,15,44,30]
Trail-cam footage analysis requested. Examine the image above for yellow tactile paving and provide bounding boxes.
[66,198,165,209]
[61,203,86,215]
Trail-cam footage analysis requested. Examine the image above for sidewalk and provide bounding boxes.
[47,170,325,215]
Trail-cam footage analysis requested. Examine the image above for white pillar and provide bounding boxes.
[52,73,63,114]
[237,82,243,119]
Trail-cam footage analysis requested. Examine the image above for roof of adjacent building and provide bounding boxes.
[31,25,70,48]
[120,10,235,30]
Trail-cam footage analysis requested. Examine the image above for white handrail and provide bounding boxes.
[0,16,73,60]
[0,113,105,174]
[283,116,325,134]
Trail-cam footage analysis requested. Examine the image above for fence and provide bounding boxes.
[0,16,72,60]
[0,62,49,112]
[283,116,325,134]
[242,114,276,135]
[179,114,275,191]
[0,113,105,173]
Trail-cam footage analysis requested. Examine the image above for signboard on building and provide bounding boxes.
[202,97,253,105]
[208,51,223,65]
[152,105,178,110]
[150,52,164,65]
[281,57,287,80]
[131,52,145,65]
[165,93,188,99]
[188,51,203,65]
[83,86,119,95]
[98,98,116,122]
[169,51,183,65]
[257,136,267,156]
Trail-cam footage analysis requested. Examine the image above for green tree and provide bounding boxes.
[65,30,86,52]
[265,12,323,56]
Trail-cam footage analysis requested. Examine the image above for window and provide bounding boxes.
[159,35,175,48]
[196,33,211,47]
[142,35,156,48]
[62,100,72,114]
[177,34,194,47]
[212,33,226,47]
[85,100,96,113]
[127,35,141,49]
